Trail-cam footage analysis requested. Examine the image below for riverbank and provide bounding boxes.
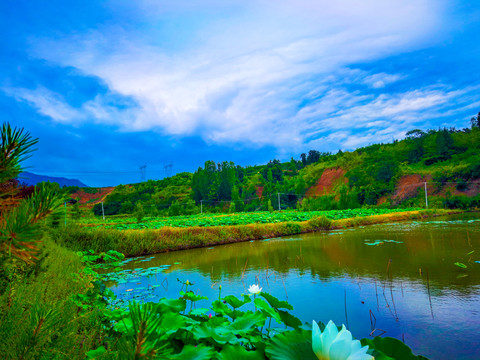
[0,239,106,359]
[51,209,460,257]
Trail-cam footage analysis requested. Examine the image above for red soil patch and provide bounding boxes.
[305,168,347,197]
[70,187,115,205]
[391,174,430,202]
[256,186,264,198]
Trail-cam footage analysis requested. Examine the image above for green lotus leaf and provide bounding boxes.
[223,294,251,309]
[113,317,133,334]
[158,312,189,334]
[157,298,187,313]
[223,310,266,334]
[265,329,317,360]
[191,323,240,345]
[189,308,211,316]
[217,345,266,360]
[277,310,302,329]
[254,298,281,322]
[86,346,107,359]
[260,292,293,310]
[180,290,208,302]
[170,344,215,360]
[361,337,430,360]
[212,300,233,316]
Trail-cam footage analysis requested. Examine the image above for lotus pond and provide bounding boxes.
[85,208,422,229]
[103,212,480,359]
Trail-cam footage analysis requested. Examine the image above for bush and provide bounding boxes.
[134,203,145,223]
[442,195,471,209]
[307,216,332,230]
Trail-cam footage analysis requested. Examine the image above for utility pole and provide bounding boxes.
[139,163,147,181]
[200,200,203,214]
[163,162,173,177]
[101,201,105,221]
[277,193,281,211]
[424,182,428,209]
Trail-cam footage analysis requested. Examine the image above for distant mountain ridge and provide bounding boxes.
[18,172,88,188]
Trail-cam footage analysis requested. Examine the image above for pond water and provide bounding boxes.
[107,213,480,360]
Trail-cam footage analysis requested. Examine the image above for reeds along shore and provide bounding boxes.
[50,209,459,257]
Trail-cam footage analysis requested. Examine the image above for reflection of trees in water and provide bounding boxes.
[124,218,480,292]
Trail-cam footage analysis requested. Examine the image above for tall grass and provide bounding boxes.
[0,239,105,359]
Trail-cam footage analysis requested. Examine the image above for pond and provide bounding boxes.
[106,213,480,360]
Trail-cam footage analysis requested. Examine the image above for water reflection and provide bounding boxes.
[108,213,480,360]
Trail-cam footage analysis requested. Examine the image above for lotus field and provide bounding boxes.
[86,208,422,230]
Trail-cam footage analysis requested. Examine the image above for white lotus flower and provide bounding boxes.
[248,284,262,295]
[312,320,373,360]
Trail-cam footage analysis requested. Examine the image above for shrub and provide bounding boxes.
[307,216,332,230]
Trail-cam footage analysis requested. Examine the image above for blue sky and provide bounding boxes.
[1,0,480,186]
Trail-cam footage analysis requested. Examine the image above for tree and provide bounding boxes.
[405,129,426,140]
[300,153,307,166]
[0,123,62,263]
[307,150,320,164]
[436,129,454,158]
[471,112,480,128]
[134,203,145,223]
[267,199,274,212]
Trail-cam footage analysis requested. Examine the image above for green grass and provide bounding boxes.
[50,209,455,257]
[0,239,106,359]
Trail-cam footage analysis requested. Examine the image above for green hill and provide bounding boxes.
[87,123,480,216]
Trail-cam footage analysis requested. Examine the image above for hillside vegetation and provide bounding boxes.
[82,122,480,217]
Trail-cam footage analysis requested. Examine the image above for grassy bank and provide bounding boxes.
[0,239,107,359]
[51,209,459,257]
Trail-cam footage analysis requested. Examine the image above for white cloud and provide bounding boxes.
[363,73,405,89]
[25,0,462,152]
[3,86,81,124]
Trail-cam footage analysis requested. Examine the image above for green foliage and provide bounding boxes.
[265,329,317,360]
[91,208,418,230]
[0,123,38,183]
[0,240,108,359]
[82,125,480,217]
[77,249,125,269]
[134,203,145,223]
[267,199,274,212]
[93,287,430,359]
[442,195,480,209]
[71,201,81,220]
[307,216,333,230]
[361,337,430,360]
[1,178,63,262]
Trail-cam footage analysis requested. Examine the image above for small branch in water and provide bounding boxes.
[281,277,288,298]
[383,259,392,294]
[426,269,434,319]
[369,309,376,332]
[241,259,248,280]
[161,277,168,291]
[389,283,399,321]
[344,289,349,329]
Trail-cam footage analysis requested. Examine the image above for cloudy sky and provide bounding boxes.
[2,1,479,186]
